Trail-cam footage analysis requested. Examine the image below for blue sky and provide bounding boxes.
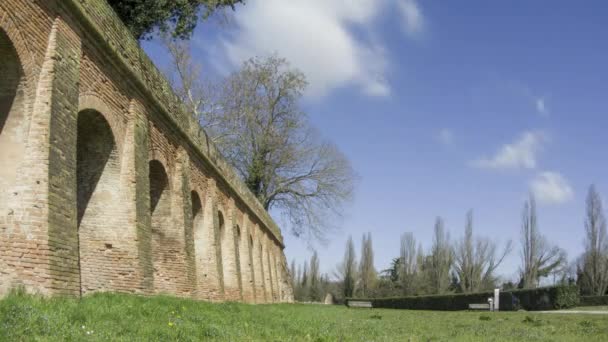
[143,0,608,281]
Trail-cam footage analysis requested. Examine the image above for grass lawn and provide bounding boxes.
[1,292,607,341]
[566,306,608,312]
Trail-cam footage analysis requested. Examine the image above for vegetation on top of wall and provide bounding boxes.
[107,0,244,40]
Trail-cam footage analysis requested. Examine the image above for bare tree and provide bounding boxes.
[336,236,357,298]
[309,251,321,301]
[164,47,355,242]
[293,263,303,301]
[430,217,453,294]
[453,210,512,293]
[300,260,309,300]
[520,194,566,288]
[290,259,297,295]
[414,243,429,293]
[163,37,224,130]
[579,185,608,295]
[399,232,418,295]
[359,232,377,297]
[296,263,302,285]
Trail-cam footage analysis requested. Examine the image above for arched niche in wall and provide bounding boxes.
[234,224,243,293]
[149,159,172,292]
[76,108,121,293]
[0,29,27,212]
[217,210,229,288]
[248,234,255,288]
[259,241,267,301]
[191,190,205,279]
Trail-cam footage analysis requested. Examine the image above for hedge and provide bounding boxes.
[580,295,608,306]
[347,285,579,311]
[504,286,579,311]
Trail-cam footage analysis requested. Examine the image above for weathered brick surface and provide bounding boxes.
[252,230,268,303]
[0,0,293,303]
[238,213,256,303]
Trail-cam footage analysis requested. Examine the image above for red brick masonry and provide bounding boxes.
[0,0,293,303]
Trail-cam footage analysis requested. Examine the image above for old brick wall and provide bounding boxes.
[0,0,293,303]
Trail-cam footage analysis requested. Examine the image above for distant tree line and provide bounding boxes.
[290,233,378,302]
[290,184,608,302]
[290,250,332,302]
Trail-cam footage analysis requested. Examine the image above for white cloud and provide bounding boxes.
[398,0,425,36]
[217,0,425,99]
[436,128,453,145]
[530,172,574,205]
[535,97,549,116]
[471,131,546,170]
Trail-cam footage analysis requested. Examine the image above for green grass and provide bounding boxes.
[566,306,608,311]
[1,291,608,341]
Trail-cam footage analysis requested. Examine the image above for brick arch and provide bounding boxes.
[0,10,37,216]
[148,147,172,175]
[79,93,125,154]
[190,180,219,298]
[216,208,227,287]
[235,224,242,244]
[214,201,229,240]
[234,222,243,298]
[0,6,35,84]
[217,202,241,298]
[191,189,205,283]
[0,26,27,210]
[148,158,181,294]
[247,231,256,299]
[248,222,265,302]
[148,120,178,180]
[258,238,268,302]
[76,108,123,294]
[263,235,275,301]
[217,208,226,239]
[191,190,203,235]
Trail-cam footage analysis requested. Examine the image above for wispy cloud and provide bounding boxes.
[436,128,454,146]
[535,97,549,116]
[215,0,426,99]
[471,131,546,170]
[530,172,574,205]
[398,0,425,37]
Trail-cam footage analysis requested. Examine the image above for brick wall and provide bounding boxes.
[0,0,293,303]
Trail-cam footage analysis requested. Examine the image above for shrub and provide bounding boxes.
[348,286,579,311]
[505,286,579,310]
[361,292,494,311]
[580,295,608,306]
